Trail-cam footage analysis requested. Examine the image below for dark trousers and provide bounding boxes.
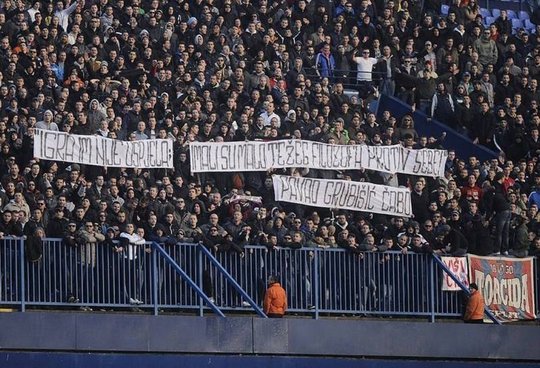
[464,319,484,324]
[356,80,373,99]
[494,210,512,253]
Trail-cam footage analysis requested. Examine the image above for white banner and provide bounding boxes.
[272,175,412,217]
[34,129,174,168]
[190,140,447,177]
[441,256,469,291]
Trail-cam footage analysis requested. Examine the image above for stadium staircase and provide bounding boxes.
[152,242,266,318]
[376,94,499,162]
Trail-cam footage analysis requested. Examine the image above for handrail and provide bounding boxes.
[151,242,225,317]
[432,255,501,325]
[197,243,267,318]
[304,69,387,75]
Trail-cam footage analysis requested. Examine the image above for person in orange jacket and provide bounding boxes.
[263,275,287,318]
[464,283,485,323]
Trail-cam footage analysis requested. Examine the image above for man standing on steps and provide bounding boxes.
[352,48,378,99]
[464,283,485,323]
[431,82,456,129]
[483,172,511,255]
[376,45,399,97]
[264,275,287,318]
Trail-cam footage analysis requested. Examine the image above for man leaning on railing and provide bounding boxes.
[75,221,105,311]
[431,224,468,256]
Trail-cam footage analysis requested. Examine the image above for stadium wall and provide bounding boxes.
[0,312,538,366]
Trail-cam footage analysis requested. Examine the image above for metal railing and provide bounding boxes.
[0,237,487,320]
[304,69,386,90]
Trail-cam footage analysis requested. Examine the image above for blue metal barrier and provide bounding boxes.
[151,242,225,317]
[0,237,22,307]
[196,243,267,317]
[0,238,473,320]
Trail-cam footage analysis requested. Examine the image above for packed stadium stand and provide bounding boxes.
[0,0,539,365]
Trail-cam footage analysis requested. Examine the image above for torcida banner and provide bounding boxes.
[34,129,174,168]
[190,140,447,177]
[272,175,412,217]
[468,255,536,322]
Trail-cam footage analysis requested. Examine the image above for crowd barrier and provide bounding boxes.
[4,237,521,320]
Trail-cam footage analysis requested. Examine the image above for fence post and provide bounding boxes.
[152,248,158,316]
[198,246,204,317]
[19,237,25,312]
[429,255,435,323]
[313,249,319,320]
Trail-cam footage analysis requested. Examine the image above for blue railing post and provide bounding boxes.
[313,249,320,320]
[429,256,435,323]
[152,248,158,316]
[198,245,203,317]
[19,237,25,312]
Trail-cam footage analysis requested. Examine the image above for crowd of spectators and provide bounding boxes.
[0,0,539,266]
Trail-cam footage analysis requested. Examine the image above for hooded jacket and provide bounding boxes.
[464,289,485,321]
[263,282,287,316]
[473,35,498,67]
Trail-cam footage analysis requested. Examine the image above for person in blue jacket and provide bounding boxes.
[315,43,336,79]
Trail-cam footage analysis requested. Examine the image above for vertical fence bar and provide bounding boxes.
[19,238,25,312]
[198,246,203,316]
[313,250,319,319]
[429,256,435,323]
[153,248,158,316]
[1,239,4,303]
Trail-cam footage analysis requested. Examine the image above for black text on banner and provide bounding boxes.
[272,175,412,217]
[33,129,174,169]
[189,140,447,177]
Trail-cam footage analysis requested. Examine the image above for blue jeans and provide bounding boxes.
[379,79,395,97]
[494,210,512,253]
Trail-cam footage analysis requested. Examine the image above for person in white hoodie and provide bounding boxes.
[55,0,80,32]
[119,223,146,305]
[35,110,58,131]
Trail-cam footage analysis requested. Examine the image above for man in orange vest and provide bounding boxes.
[263,275,287,318]
[464,283,485,323]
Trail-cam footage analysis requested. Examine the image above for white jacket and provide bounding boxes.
[119,232,145,260]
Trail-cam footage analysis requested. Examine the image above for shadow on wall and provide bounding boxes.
[376,94,498,163]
